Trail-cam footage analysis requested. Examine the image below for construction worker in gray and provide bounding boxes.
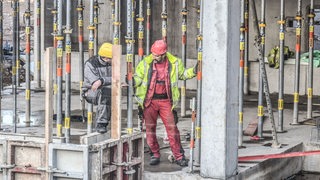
[83,43,112,133]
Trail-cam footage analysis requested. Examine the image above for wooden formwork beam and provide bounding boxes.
[111,45,122,139]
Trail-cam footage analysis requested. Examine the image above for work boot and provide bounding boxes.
[96,123,108,134]
[175,157,189,167]
[149,156,160,165]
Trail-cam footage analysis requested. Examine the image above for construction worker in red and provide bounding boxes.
[134,40,197,166]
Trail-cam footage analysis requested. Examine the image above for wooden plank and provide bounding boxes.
[45,47,54,180]
[111,45,122,139]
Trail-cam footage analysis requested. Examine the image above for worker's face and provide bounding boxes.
[152,53,166,63]
[101,56,111,63]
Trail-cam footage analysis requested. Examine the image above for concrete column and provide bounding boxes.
[200,1,240,179]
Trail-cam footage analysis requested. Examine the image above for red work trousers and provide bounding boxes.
[144,99,184,160]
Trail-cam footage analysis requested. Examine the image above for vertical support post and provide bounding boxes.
[146,0,151,55]
[113,0,120,45]
[239,0,245,147]
[189,97,196,173]
[35,0,41,88]
[87,0,95,133]
[137,0,144,62]
[292,0,302,125]
[77,0,85,123]
[243,0,249,95]
[45,47,53,180]
[161,0,167,42]
[180,0,187,117]
[64,0,72,143]
[277,0,285,132]
[56,0,64,138]
[307,0,314,119]
[111,45,122,139]
[52,0,58,116]
[94,0,99,55]
[12,0,18,133]
[16,0,20,87]
[126,0,134,135]
[201,1,239,178]
[194,0,202,166]
[25,0,31,127]
[0,0,3,129]
[257,0,266,138]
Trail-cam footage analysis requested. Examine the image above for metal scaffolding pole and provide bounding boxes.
[189,97,196,172]
[52,0,57,116]
[126,0,134,135]
[77,0,85,123]
[180,0,187,117]
[146,0,151,55]
[161,0,167,42]
[292,0,302,125]
[35,0,41,88]
[244,0,249,95]
[16,0,20,87]
[239,0,245,147]
[277,0,285,132]
[64,0,72,143]
[111,0,115,32]
[56,0,64,137]
[113,0,120,45]
[257,0,265,138]
[0,0,3,129]
[87,0,95,133]
[12,0,18,133]
[137,0,144,62]
[307,0,314,119]
[94,0,99,55]
[25,0,31,127]
[194,0,202,166]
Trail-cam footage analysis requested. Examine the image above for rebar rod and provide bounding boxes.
[244,0,249,95]
[78,0,85,123]
[239,0,245,147]
[146,0,151,55]
[64,0,72,143]
[161,0,167,42]
[56,0,64,137]
[277,0,285,132]
[113,0,120,45]
[35,0,41,88]
[181,0,187,117]
[25,0,31,127]
[257,0,265,138]
[307,0,314,119]
[126,0,134,135]
[87,0,95,133]
[12,0,18,133]
[292,0,302,125]
[194,0,202,166]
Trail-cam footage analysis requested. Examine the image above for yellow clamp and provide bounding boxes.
[197,9,200,13]
[197,35,203,41]
[259,23,266,27]
[295,16,302,20]
[55,36,64,41]
[125,39,135,44]
[161,13,168,19]
[87,25,96,30]
[111,2,115,6]
[76,7,83,11]
[51,10,58,14]
[180,10,188,16]
[277,20,285,25]
[24,12,31,17]
[136,17,144,22]
[113,21,121,26]
[94,5,99,9]
[240,27,246,32]
[308,13,315,18]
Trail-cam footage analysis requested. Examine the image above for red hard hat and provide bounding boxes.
[151,40,167,55]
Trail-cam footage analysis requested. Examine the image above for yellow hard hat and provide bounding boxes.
[98,43,113,58]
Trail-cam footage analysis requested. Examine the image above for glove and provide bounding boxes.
[193,62,199,74]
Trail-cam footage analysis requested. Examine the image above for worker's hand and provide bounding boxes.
[91,79,102,91]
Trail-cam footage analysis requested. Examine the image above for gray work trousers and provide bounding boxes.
[96,87,111,125]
